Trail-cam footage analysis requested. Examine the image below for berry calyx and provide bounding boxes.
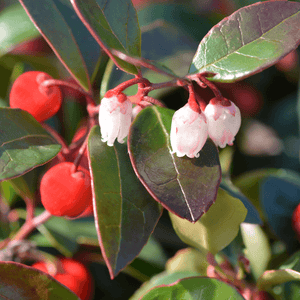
[10,71,62,122]
[40,162,92,217]
[32,258,93,300]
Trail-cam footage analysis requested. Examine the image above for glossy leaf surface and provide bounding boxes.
[71,0,140,75]
[0,108,61,182]
[0,4,39,57]
[88,126,162,279]
[128,106,221,222]
[140,277,245,300]
[0,262,79,299]
[169,188,247,254]
[190,1,300,82]
[19,0,102,91]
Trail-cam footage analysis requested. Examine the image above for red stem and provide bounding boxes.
[41,79,95,105]
[187,85,200,113]
[111,49,180,79]
[13,210,52,241]
[41,123,69,155]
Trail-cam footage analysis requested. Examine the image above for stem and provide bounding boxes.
[196,75,223,100]
[13,210,52,241]
[72,136,89,173]
[41,123,69,155]
[187,84,200,113]
[111,49,180,79]
[41,79,95,105]
[106,77,151,97]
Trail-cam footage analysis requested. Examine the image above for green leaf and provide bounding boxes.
[18,0,102,91]
[0,262,80,299]
[139,277,245,300]
[128,106,221,222]
[88,126,162,279]
[220,178,262,224]
[257,250,300,290]
[0,4,39,57]
[258,269,300,290]
[165,248,209,275]
[71,0,141,75]
[240,223,271,280]
[169,188,247,254]
[130,271,202,300]
[190,1,300,82]
[0,108,61,182]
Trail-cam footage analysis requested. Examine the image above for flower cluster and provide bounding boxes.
[98,89,241,159]
[170,98,241,158]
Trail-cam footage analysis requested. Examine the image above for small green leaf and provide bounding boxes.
[88,126,162,279]
[71,0,141,75]
[0,4,39,57]
[128,106,221,223]
[240,223,271,280]
[169,188,247,254]
[190,1,300,82]
[0,262,80,299]
[257,269,300,290]
[165,248,209,275]
[140,277,245,300]
[0,108,61,182]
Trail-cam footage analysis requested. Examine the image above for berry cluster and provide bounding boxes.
[9,71,93,218]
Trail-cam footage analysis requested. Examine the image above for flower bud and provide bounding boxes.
[99,93,132,146]
[170,104,208,158]
[204,100,241,148]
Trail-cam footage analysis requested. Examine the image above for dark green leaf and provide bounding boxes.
[139,277,245,300]
[190,1,300,82]
[88,126,162,279]
[0,4,39,57]
[169,188,247,254]
[71,0,140,75]
[19,0,102,91]
[0,108,61,182]
[128,106,221,222]
[0,262,80,299]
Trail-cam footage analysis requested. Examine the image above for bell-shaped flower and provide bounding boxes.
[204,99,241,148]
[170,103,208,158]
[99,93,132,146]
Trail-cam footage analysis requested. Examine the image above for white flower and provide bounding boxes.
[99,94,132,146]
[170,104,208,158]
[204,100,241,148]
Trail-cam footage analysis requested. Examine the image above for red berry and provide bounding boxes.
[292,204,300,241]
[10,71,62,122]
[10,37,53,56]
[32,258,93,300]
[40,162,92,217]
